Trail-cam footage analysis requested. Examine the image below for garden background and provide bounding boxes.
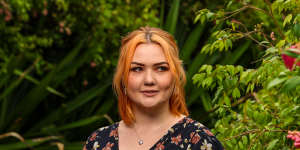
[0,0,299,149]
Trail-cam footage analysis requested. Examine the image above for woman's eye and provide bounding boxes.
[157,66,169,72]
[130,67,143,72]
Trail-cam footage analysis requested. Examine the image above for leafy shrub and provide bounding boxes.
[0,0,159,149]
[193,0,300,149]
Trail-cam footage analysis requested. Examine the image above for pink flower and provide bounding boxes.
[65,27,72,35]
[90,61,97,68]
[4,14,11,22]
[59,21,65,28]
[42,9,48,16]
[4,9,11,22]
[287,130,300,148]
[83,80,88,87]
[281,43,300,70]
[59,27,64,33]
[270,32,276,41]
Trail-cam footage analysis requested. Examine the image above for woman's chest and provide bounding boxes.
[117,126,170,150]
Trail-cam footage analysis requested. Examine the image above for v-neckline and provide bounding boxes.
[115,116,187,150]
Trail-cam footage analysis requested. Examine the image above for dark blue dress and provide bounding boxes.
[83,116,223,150]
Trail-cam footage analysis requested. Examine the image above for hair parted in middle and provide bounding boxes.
[113,26,189,125]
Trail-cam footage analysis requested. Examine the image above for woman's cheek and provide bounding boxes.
[128,74,142,89]
[159,74,174,89]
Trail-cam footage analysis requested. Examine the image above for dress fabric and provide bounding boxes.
[83,116,223,150]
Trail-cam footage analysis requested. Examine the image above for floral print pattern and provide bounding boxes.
[83,116,223,150]
[171,135,182,145]
[190,132,201,144]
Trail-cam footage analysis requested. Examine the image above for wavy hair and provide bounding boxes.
[113,26,189,125]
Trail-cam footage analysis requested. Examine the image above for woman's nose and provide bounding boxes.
[144,69,155,86]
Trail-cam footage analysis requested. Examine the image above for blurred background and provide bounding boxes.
[1,0,299,149]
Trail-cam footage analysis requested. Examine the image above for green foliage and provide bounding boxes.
[193,0,300,149]
[2,0,299,149]
[0,0,159,149]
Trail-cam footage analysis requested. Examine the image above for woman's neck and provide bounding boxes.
[130,101,181,130]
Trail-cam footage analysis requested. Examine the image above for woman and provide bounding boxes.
[83,27,223,150]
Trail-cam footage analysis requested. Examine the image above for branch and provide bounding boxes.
[223,128,288,141]
[232,20,269,48]
[207,93,252,113]
[263,0,285,39]
[220,6,249,21]
[219,2,285,40]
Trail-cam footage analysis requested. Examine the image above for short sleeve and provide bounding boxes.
[190,127,223,150]
[83,124,118,150]
[83,130,100,150]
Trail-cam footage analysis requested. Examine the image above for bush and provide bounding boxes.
[193,0,300,149]
[0,0,159,149]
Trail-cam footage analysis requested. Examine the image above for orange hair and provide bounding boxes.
[113,26,189,125]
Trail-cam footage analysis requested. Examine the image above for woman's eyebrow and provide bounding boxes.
[131,62,144,66]
[131,61,169,66]
[154,62,169,66]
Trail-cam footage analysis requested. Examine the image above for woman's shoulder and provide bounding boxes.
[175,116,224,150]
[83,122,119,150]
[180,117,214,134]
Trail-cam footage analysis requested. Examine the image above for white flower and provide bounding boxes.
[180,144,185,148]
[195,122,205,128]
[93,141,99,150]
[200,139,212,150]
[98,126,109,131]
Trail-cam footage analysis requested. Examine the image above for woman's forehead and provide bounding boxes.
[131,43,167,64]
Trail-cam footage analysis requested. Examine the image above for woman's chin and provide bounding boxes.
[136,98,166,109]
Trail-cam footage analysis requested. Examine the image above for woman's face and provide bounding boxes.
[127,43,174,109]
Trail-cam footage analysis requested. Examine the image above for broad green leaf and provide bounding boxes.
[238,141,243,149]
[282,50,300,59]
[203,77,213,87]
[265,47,278,55]
[159,0,165,28]
[293,23,300,37]
[57,115,104,131]
[266,139,279,150]
[283,14,292,27]
[164,0,179,35]
[242,136,248,145]
[206,65,213,74]
[232,88,241,99]
[212,86,223,104]
[192,73,206,85]
[220,41,251,65]
[0,136,61,149]
[282,76,300,92]
[181,23,205,63]
[276,40,285,48]
[198,88,213,111]
[267,77,287,89]
[27,82,110,133]
[224,93,231,106]
[186,51,207,81]
[14,69,66,98]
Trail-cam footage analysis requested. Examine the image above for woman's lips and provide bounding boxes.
[141,90,159,97]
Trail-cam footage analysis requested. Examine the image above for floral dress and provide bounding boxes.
[83,116,223,150]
